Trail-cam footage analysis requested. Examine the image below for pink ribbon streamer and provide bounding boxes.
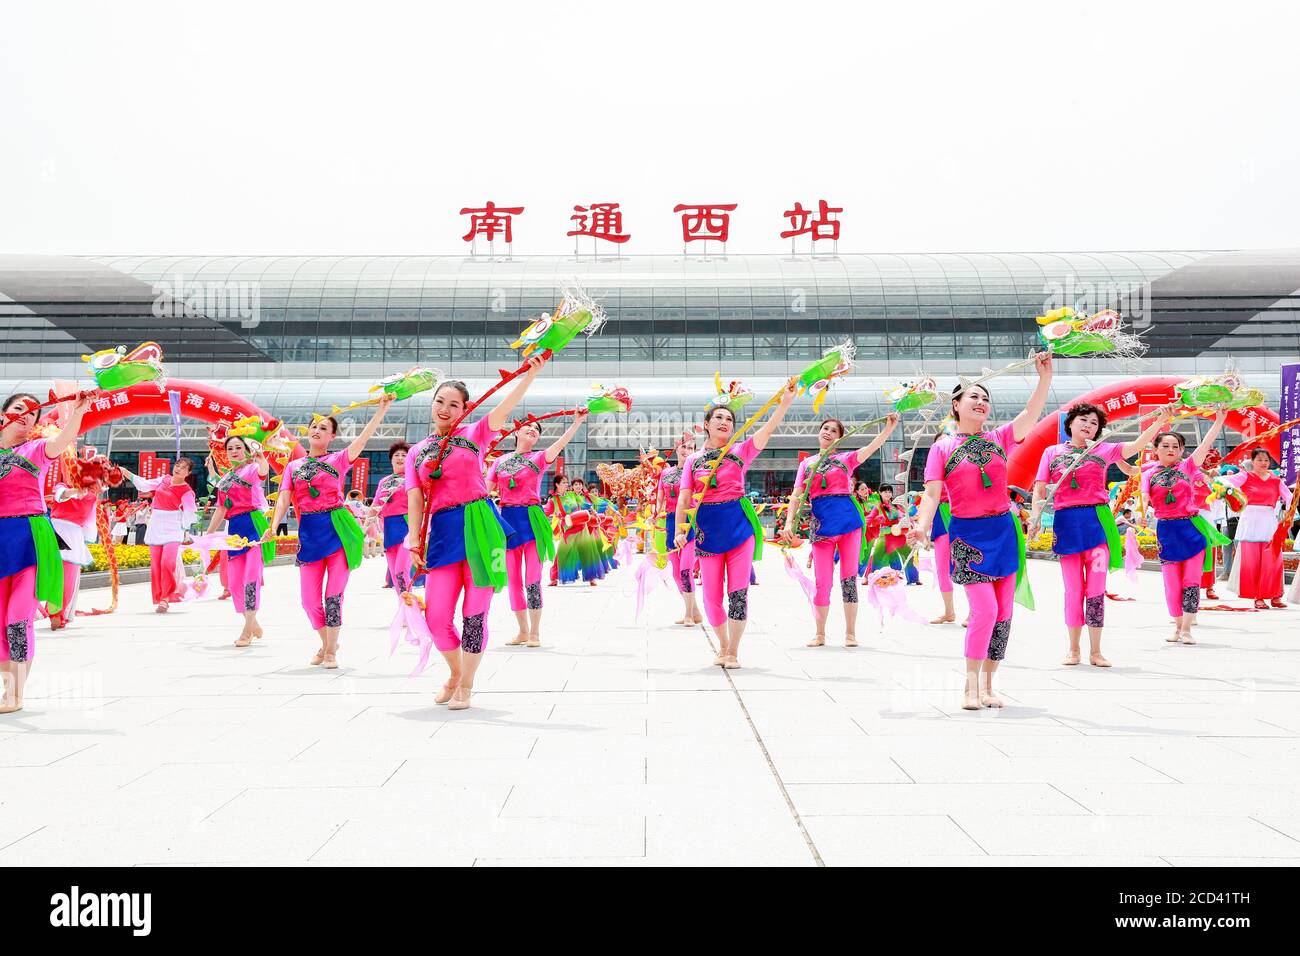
[1123,528,1142,584]
[633,553,673,619]
[780,550,817,608]
[389,592,436,676]
[864,567,927,626]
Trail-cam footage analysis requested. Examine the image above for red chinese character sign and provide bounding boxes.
[460,201,525,252]
[673,203,737,252]
[781,199,842,251]
[568,202,631,248]
[350,456,370,496]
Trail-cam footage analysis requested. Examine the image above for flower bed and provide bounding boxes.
[86,537,299,572]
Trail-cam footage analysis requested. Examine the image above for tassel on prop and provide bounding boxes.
[1034,308,1146,359]
[1123,528,1143,584]
[390,590,437,676]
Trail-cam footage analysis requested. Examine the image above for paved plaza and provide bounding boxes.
[2,553,1299,867]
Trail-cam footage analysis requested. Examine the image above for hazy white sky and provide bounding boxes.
[2,1,1297,256]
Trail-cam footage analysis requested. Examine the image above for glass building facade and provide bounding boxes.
[2,251,1296,493]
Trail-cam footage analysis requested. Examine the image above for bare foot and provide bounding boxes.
[691,613,703,624]
[1089,653,1112,667]
[930,614,956,625]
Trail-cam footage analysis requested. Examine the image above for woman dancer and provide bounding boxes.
[370,442,412,593]
[657,434,702,625]
[124,458,198,613]
[203,436,272,647]
[1029,402,1171,666]
[546,474,570,587]
[489,410,587,647]
[867,485,918,584]
[909,353,1053,710]
[47,453,118,629]
[1220,449,1291,609]
[1139,409,1228,645]
[405,355,549,710]
[0,392,90,714]
[782,414,899,647]
[267,394,394,668]
[674,380,798,669]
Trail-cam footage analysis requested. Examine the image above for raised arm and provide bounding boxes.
[851,413,900,464]
[488,354,548,432]
[751,379,798,452]
[1011,352,1054,442]
[545,409,588,463]
[1189,408,1228,468]
[345,393,395,462]
[42,394,92,460]
[1122,405,1174,458]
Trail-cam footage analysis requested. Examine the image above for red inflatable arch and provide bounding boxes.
[1006,376,1281,489]
[73,378,304,471]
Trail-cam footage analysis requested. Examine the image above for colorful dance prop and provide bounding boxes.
[83,341,167,391]
[226,414,285,448]
[186,531,259,552]
[84,500,120,616]
[167,390,184,462]
[390,590,437,676]
[1223,417,1300,466]
[1175,368,1264,412]
[510,282,607,357]
[2,341,168,427]
[299,367,443,435]
[864,568,927,626]
[1034,308,1147,358]
[795,340,855,413]
[585,383,633,414]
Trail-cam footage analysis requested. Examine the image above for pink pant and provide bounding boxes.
[963,574,1016,661]
[934,534,952,594]
[1162,554,1203,617]
[1060,544,1109,628]
[385,543,413,594]
[1236,541,1283,600]
[57,562,81,621]
[812,529,861,607]
[669,540,696,594]
[299,548,350,629]
[505,543,543,612]
[149,543,182,605]
[699,542,754,628]
[228,546,264,615]
[0,567,37,663]
[424,561,493,653]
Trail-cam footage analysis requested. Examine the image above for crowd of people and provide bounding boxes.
[1,352,1295,714]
